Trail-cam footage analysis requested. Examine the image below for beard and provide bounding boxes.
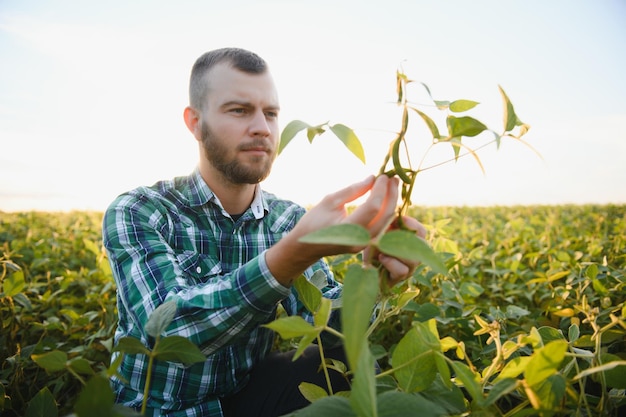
[200,120,275,184]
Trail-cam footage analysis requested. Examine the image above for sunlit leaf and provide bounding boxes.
[294,274,322,314]
[525,340,568,387]
[446,115,487,138]
[449,99,479,112]
[410,107,441,140]
[314,297,332,328]
[264,316,319,339]
[299,382,328,403]
[532,374,567,412]
[342,265,379,371]
[293,332,318,361]
[299,224,371,246]
[392,323,438,392]
[112,336,151,356]
[499,85,519,132]
[32,350,67,373]
[153,336,206,365]
[330,123,366,163]
[459,281,484,298]
[278,120,310,155]
[307,123,327,143]
[3,269,25,297]
[376,230,447,274]
[350,344,377,417]
[449,361,483,404]
[145,301,177,338]
[496,356,532,381]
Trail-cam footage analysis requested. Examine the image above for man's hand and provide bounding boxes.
[266,175,401,286]
[364,216,427,286]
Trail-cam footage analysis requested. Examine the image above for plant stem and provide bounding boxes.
[316,334,334,395]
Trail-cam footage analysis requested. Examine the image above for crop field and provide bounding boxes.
[1,205,625,416]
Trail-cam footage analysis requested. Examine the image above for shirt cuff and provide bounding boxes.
[234,250,291,313]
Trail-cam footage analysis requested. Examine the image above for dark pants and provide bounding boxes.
[220,345,350,417]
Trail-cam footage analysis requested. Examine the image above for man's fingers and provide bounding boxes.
[321,175,375,209]
[346,176,398,233]
[378,254,416,285]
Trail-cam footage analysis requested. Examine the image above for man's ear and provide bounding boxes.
[183,106,201,140]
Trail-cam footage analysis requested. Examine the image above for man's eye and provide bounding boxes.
[265,111,278,118]
[230,108,247,114]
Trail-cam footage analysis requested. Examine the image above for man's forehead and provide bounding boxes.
[206,64,279,106]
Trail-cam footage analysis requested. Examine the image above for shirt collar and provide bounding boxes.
[188,167,267,219]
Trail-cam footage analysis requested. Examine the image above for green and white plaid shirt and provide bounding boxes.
[103,168,342,416]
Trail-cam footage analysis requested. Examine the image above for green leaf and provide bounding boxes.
[299,224,371,247]
[3,269,25,297]
[278,119,310,155]
[152,336,206,365]
[293,332,318,361]
[25,387,58,417]
[298,382,328,403]
[73,374,116,417]
[377,391,446,417]
[410,107,441,140]
[264,316,319,339]
[31,350,67,373]
[291,395,356,417]
[350,344,378,417]
[496,356,532,381]
[446,115,487,138]
[532,374,567,411]
[459,281,484,298]
[112,336,151,356]
[376,230,447,274]
[307,123,327,142]
[68,358,95,376]
[314,297,332,328]
[483,378,519,407]
[597,354,626,389]
[449,361,483,404]
[329,123,366,164]
[568,323,580,343]
[525,340,568,387]
[498,85,519,132]
[392,324,438,392]
[294,274,323,314]
[341,265,379,371]
[449,99,479,113]
[145,301,177,338]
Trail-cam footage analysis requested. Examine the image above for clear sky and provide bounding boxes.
[1,0,625,212]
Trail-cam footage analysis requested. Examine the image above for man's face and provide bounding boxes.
[199,63,280,185]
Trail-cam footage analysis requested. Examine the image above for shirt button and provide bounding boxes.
[196,266,202,273]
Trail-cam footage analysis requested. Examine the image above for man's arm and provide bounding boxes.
[103,194,289,355]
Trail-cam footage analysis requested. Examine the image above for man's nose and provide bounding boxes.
[249,110,271,136]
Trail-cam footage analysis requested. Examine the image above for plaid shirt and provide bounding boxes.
[102,168,342,416]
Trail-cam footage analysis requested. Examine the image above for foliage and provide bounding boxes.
[1,70,625,417]
[271,68,626,416]
[2,205,624,416]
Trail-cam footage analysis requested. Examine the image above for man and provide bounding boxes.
[103,47,423,417]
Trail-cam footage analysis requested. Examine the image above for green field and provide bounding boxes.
[1,205,625,416]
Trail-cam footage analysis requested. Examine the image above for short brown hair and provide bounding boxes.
[189,47,267,110]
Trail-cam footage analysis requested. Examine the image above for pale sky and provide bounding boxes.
[1,0,625,212]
